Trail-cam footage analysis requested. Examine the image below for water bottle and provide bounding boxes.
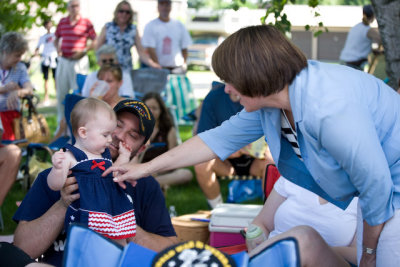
[169,205,177,218]
[246,224,266,251]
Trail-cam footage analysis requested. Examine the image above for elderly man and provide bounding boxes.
[81,44,134,98]
[142,0,192,74]
[54,0,96,126]
[13,99,178,267]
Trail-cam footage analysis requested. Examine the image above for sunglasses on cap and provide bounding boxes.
[118,9,131,14]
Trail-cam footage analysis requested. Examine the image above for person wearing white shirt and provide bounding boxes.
[141,0,192,74]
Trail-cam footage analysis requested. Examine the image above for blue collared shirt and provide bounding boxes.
[199,60,400,226]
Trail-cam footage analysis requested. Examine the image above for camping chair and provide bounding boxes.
[131,68,169,100]
[164,74,198,125]
[263,164,281,202]
[248,237,301,267]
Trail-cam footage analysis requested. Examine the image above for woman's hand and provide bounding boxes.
[6,90,19,110]
[60,175,80,208]
[103,162,150,189]
[2,82,19,93]
[359,253,376,267]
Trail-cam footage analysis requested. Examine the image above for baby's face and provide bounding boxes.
[84,110,117,155]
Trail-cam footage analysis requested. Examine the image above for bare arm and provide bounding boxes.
[14,177,80,259]
[332,233,357,265]
[167,127,178,149]
[95,26,106,50]
[181,48,188,63]
[135,34,161,69]
[54,37,61,56]
[47,151,70,191]
[129,225,178,252]
[367,28,381,44]
[104,135,216,185]
[146,47,159,65]
[19,81,34,97]
[359,222,384,267]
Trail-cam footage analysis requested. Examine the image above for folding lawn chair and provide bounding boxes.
[131,68,169,99]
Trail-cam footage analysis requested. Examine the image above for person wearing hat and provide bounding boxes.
[339,5,381,70]
[141,0,192,74]
[13,98,178,266]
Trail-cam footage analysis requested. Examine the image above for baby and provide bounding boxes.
[47,97,135,245]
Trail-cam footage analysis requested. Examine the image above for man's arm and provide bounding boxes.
[367,28,381,44]
[13,200,67,259]
[146,48,159,64]
[13,176,80,259]
[131,226,178,252]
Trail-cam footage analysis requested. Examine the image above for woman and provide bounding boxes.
[0,32,34,140]
[250,176,358,266]
[92,64,126,108]
[105,25,400,266]
[96,1,160,71]
[141,92,192,188]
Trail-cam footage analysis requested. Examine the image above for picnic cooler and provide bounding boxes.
[209,203,263,247]
[171,211,210,243]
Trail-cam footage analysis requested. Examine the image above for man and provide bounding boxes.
[195,82,273,208]
[339,5,381,70]
[13,99,178,267]
[142,0,192,74]
[54,0,96,127]
[81,44,134,98]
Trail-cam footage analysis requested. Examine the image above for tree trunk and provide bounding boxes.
[372,0,400,90]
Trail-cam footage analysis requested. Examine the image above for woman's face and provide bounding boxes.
[1,51,24,69]
[100,71,122,95]
[145,98,161,121]
[116,4,132,25]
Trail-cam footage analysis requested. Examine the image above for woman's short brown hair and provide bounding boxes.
[212,25,307,97]
[113,1,134,25]
[97,64,123,82]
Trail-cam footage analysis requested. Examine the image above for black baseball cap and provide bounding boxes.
[113,99,155,144]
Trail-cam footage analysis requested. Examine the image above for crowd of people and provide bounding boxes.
[0,1,399,267]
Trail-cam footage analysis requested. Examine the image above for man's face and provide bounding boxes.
[158,1,171,21]
[68,0,80,17]
[109,111,146,160]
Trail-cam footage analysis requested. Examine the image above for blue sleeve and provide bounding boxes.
[198,110,264,161]
[13,168,60,222]
[128,176,176,237]
[16,62,30,87]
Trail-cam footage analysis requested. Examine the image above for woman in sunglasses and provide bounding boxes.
[96,1,161,71]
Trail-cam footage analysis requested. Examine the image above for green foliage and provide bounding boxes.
[0,0,66,36]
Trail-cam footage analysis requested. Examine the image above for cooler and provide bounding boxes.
[209,203,263,247]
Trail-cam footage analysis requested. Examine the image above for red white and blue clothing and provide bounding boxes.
[13,167,175,267]
[63,144,136,239]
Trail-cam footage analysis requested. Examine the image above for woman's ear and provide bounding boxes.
[77,126,87,139]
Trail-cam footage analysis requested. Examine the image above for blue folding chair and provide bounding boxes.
[248,237,301,267]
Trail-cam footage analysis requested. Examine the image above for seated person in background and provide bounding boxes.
[249,176,358,267]
[47,98,134,246]
[13,99,178,267]
[0,117,22,207]
[82,44,134,98]
[141,92,192,189]
[195,82,273,208]
[0,32,34,140]
[94,64,127,108]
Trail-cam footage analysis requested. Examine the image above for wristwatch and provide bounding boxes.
[363,246,376,255]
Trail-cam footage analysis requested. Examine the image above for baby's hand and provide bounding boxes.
[119,141,132,156]
[52,150,66,169]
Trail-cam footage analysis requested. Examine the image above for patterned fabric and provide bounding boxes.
[105,22,136,71]
[55,17,96,58]
[280,110,302,160]
[63,144,136,239]
[0,62,30,112]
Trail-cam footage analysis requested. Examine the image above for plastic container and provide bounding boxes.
[245,224,266,251]
[91,80,109,97]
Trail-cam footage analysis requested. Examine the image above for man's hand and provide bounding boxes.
[60,175,80,208]
[70,50,87,60]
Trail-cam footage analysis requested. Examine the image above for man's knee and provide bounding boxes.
[5,144,22,162]
[289,225,325,250]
